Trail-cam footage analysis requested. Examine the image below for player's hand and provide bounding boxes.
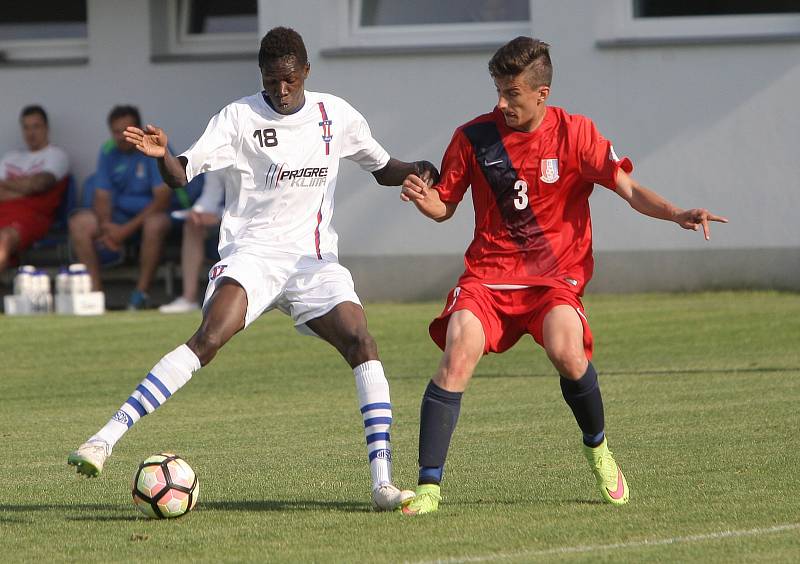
[101,222,127,247]
[674,208,728,240]
[415,160,440,187]
[401,174,430,202]
[124,124,168,158]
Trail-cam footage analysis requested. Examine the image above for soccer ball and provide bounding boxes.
[132,453,199,519]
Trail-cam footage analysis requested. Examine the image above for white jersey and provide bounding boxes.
[0,145,69,181]
[180,90,390,259]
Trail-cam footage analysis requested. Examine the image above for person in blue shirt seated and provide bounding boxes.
[69,105,171,310]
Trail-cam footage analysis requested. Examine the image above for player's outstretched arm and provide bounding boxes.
[401,173,457,222]
[614,169,728,240]
[123,124,188,188]
[372,158,440,187]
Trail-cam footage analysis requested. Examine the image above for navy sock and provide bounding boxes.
[417,380,462,485]
[560,362,605,447]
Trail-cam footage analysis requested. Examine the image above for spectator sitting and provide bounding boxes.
[69,105,171,309]
[0,105,70,274]
[159,169,225,313]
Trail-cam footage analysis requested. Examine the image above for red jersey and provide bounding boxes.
[436,106,633,294]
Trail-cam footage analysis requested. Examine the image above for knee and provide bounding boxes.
[69,211,94,239]
[546,343,588,380]
[343,331,378,366]
[142,213,170,237]
[187,327,225,366]
[437,350,476,390]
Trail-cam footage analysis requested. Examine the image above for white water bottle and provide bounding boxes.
[56,267,70,295]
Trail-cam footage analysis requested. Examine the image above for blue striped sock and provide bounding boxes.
[354,360,393,489]
[91,344,200,447]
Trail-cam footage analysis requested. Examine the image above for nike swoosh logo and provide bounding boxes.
[484,159,503,166]
[606,468,626,500]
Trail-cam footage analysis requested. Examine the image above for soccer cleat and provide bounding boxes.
[371,482,415,511]
[67,440,112,477]
[158,297,200,314]
[583,438,629,505]
[401,484,441,515]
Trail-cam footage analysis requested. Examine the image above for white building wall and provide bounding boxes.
[1,0,798,295]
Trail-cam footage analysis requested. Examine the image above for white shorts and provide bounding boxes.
[202,251,362,335]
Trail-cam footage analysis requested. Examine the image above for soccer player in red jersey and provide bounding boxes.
[399,37,727,515]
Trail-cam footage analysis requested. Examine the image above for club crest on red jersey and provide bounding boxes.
[540,158,559,183]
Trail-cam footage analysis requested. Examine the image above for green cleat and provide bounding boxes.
[583,438,629,505]
[401,484,441,515]
[67,440,112,478]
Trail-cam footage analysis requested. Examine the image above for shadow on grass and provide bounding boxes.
[0,499,371,518]
[201,499,370,513]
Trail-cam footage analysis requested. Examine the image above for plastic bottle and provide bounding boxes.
[56,267,70,295]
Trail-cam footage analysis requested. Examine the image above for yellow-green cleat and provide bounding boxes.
[583,438,629,505]
[401,484,441,515]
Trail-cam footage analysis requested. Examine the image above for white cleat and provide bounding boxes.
[158,297,200,314]
[371,482,415,511]
[67,440,112,477]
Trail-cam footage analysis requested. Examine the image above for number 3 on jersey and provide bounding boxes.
[253,128,278,148]
[513,179,528,210]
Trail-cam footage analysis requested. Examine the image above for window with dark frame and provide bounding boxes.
[186,0,257,35]
[0,0,87,41]
[360,0,529,27]
[634,0,800,18]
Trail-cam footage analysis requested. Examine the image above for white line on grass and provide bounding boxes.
[410,522,800,564]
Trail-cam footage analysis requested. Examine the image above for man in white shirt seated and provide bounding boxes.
[160,169,226,313]
[0,105,70,274]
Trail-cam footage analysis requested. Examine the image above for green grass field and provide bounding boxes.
[1,292,799,563]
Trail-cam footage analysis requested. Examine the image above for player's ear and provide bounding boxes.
[538,85,550,103]
[303,62,310,79]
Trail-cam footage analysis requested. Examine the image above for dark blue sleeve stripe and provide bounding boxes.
[360,402,392,413]
[145,373,172,399]
[366,432,390,445]
[125,397,147,418]
[136,384,161,409]
[363,416,392,427]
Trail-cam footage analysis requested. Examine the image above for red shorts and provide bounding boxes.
[0,208,52,251]
[429,284,593,359]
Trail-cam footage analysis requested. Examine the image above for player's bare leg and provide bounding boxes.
[68,280,246,477]
[306,302,414,511]
[403,309,485,515]
[543,305,629,505]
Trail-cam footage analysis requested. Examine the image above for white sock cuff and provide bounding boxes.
[152,344,201,389]
[353,360,386,385]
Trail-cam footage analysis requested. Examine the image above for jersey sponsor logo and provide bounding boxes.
[484,158,504,166]
[209,264,228,280]
[539,158,559,183]
[317,102,333,156]
[112,410,130,425]
[265,164,329,189]
[564,277,578,286]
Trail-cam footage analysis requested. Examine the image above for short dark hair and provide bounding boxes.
[258,26,308,68]
[20,105,48,125]
[489,37,552,88]
[107,105,141,127]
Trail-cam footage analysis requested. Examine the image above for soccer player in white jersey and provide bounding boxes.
[68,27,439,511]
